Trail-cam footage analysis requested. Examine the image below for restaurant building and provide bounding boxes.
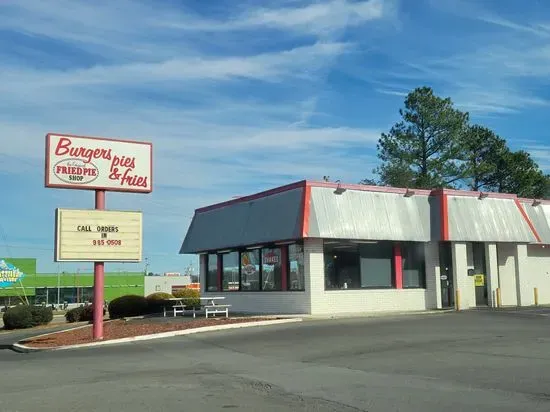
[180,180,550,315]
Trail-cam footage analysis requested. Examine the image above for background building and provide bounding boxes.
[0,258,144,306]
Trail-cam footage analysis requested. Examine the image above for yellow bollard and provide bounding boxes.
[496,288,502,308]
[534,287,539,306]
[455,289,461,311]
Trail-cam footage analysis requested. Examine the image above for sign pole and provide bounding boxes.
[93,190,106,340]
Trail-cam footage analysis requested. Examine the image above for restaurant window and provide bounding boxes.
[206,254,219,292]
[240,249,260,291]
[288,244,305,291]
[324,242,360,289]
[359,242,394,288]
[324,240,395,289]
[222,252,239,291]
[262,247,282,291]
[402,243,426,288]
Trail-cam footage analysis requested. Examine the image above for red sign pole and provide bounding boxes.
[93,190,106,340]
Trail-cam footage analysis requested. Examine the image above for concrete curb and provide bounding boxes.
[12,318,303,353]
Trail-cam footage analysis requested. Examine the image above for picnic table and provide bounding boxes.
[163,297,231,318]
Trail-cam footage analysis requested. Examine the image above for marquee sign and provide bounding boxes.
[55,208,143,262]
[45,133,152,193]
[0,260,25,288]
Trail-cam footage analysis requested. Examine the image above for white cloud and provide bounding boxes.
[0,0,389,273]
[161,0,392,36]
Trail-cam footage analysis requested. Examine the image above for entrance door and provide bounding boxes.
[439,242,454,308]
[472,243,488,306]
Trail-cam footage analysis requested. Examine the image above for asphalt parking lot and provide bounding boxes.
[2,309,550,411]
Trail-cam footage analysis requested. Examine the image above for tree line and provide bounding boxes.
[363,87,550,199]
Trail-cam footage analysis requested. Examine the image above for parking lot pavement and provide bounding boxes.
[1,310,550,411]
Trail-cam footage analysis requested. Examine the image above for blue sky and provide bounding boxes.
[1,0,549,275]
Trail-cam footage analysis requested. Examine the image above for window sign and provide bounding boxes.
[241,250,260,291]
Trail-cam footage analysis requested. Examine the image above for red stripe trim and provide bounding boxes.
[302,183,312,237]
[196,181,306,213]
[281,246,288,291]
[441,192,450,241]
[393,243,403,289]
[514,199,542,243]
[217,254,223,291]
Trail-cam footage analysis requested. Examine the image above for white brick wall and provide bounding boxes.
[424,242,441,309]
[526,245,550,305]
[197,239,441,315]
[497,243,518,306]
[485,243,499,307]
[515,244,533,306]
[309,239,429,315]
[452,242,476,309]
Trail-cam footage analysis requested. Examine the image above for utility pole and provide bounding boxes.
[57,264,61,306]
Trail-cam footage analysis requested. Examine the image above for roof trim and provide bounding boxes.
[518,197,550,205]
[302,183,312,237]
[193,179,544,215]
[441,192,449,241]
[514,198,542,243]
[308,181,433,196]
[441,188,518,199]
[195,180,306,213]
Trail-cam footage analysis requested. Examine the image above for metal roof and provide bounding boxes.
[180,187,304,253]
[521,203,550,244]
[180,180,545,254]
[307,186,434,241]
[447,196,536,242]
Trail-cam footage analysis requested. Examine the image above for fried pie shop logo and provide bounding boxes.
[50,136,150,190]
[0,260,25,288]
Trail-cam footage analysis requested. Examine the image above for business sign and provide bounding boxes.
[0,260,25,288]
[474,274,485,287]
[55,208,143,262]
[263,252,280,265]
[45,133,152,193]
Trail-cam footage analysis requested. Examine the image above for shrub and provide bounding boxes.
[146,292,174,314]
[30,305,53,326]
[2,305,34,330]
[65,307,83,323]
[65,305,95,323]
[172,288,200,308]
[108,295,148,319]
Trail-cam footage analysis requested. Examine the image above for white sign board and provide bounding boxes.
[45,133,152,193]
[55,209,143,262]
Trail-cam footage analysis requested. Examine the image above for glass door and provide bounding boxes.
[439,242,454,308]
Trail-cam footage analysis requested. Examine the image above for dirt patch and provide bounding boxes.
[20,317,284,348]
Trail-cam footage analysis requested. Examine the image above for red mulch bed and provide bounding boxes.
[20,317,280,348]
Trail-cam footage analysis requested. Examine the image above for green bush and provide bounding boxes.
[146,292,174,314]
[30,305,53,326]
[65,305,95,323]
[2,305,34,330]
[108,295,148,319]
[172,288,201,308]
[65,307,83,323]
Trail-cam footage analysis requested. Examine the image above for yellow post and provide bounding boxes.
[496,288,502,308]
[534,287,539,306]
[455,289,461,311]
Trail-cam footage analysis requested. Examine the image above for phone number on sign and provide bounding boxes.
[92,239,122,246]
